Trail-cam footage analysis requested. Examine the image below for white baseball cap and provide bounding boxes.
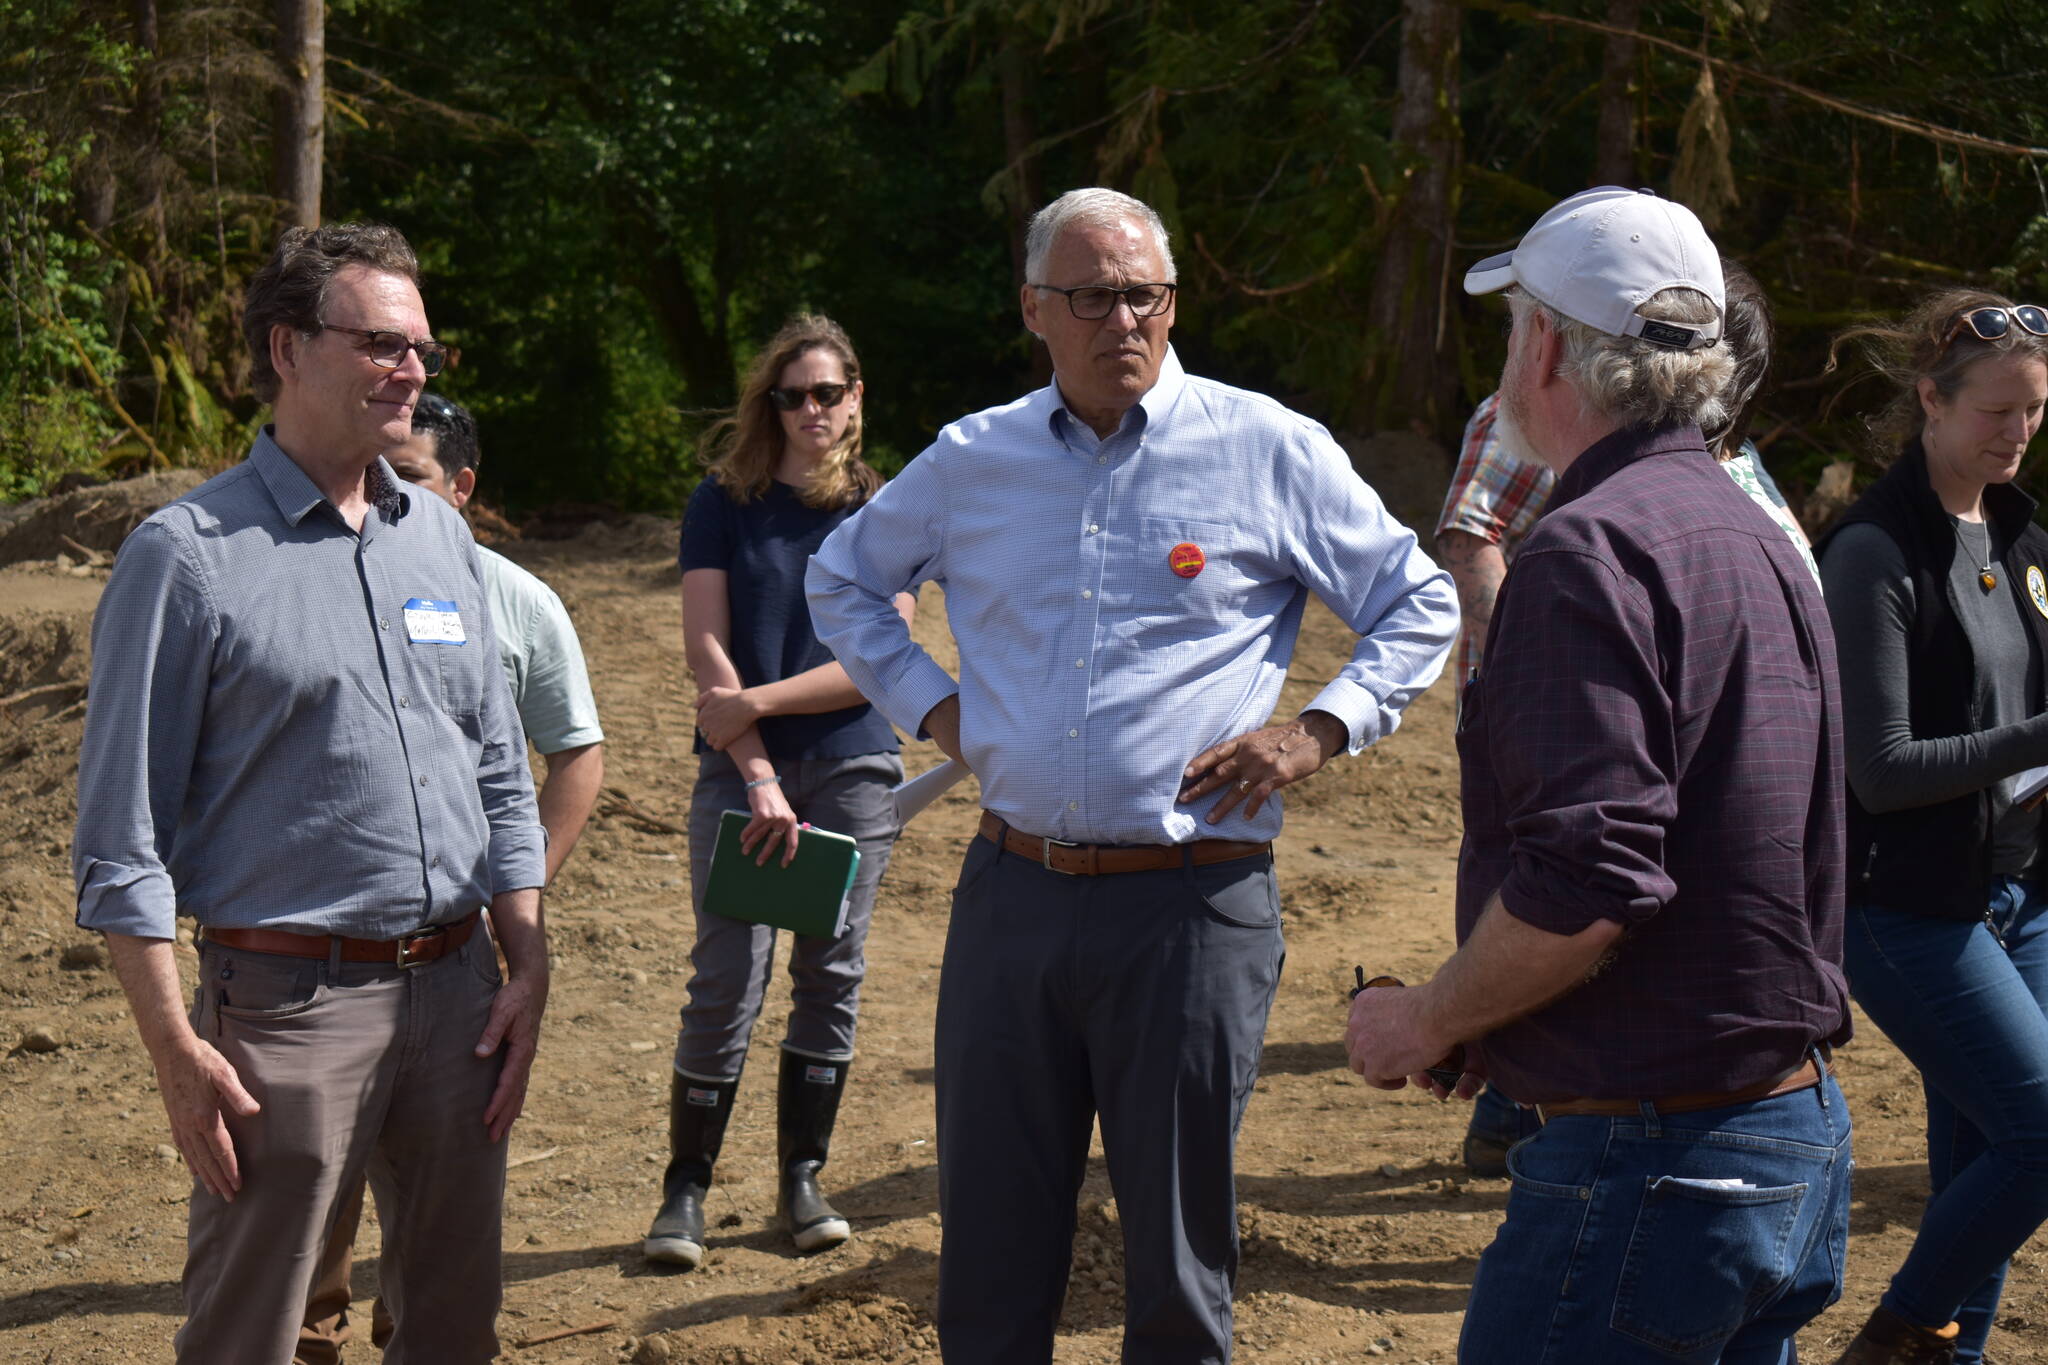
[1465,187,1725,350]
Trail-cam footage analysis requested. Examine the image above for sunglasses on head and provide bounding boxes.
[768,383,851,412]
[1940,305,2048,355]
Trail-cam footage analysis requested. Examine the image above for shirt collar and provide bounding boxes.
[1549,422,1708,510]
[1043,344,1190,447]
[250,426,410,528]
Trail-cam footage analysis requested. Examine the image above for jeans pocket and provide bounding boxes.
[464,929,504,988]
[1611,1175,1808,1359]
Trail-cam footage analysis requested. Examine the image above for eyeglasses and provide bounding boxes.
[317,322,450,378]
[1030,282,1177,321]
[768,383,851,411]
[1940,306,2048,356]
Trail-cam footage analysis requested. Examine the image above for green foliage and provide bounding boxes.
[11,0,2048,517]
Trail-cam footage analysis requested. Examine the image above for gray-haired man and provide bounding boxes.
[809,188,1456,1364]
[74,223,548,1363]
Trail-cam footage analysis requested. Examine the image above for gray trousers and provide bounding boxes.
[674,750,903,1080]
[934,832,1286,1365]
[175,929,508,1364]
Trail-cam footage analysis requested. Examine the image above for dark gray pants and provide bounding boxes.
[674,750,903,1080]
[934,833,1285,1365]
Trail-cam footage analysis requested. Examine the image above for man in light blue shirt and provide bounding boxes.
[807,188,1456,1364]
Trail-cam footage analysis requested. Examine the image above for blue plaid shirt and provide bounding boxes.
[807,348,1457,846]
[73,429,546,939]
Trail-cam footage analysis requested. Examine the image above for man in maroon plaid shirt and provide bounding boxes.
[1347,188,1853,1364]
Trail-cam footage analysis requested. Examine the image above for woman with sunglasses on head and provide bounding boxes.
[1820,291,2048,1365]
[644,314,914,1269]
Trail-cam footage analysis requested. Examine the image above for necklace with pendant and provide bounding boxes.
[1955,517,1998,592]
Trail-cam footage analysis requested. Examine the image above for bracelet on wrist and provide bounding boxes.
[744,774,781,791]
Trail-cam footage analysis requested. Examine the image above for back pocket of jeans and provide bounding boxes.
[1611,1175,1807,1359]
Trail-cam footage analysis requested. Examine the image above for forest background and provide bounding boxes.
[5,0,2048,517]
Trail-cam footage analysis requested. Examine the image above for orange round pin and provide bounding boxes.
[1169,542,1206,579]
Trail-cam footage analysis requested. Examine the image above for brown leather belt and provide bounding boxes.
[1535,1048,1834,1122]
[201,910,480,969]
[977,810,1270,876]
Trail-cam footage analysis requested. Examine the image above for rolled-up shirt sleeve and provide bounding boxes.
[1486,546,1677,931]
[74,522,218,939]
[1278,428,1459,753]
[806,447,959,737]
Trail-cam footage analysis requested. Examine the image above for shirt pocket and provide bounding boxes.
[404,597,492,721]
[1116,517,1249,619]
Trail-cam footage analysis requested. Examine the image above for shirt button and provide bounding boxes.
[379,617,390,630]
[430,854,441,868]
[418,775,429,787]
[1068,728,1079,738]
[1081,588,1093,599]
[1087,524,1100,536]
[1096,455,1108,466]
[398,696,410,708]
[1068,801,1079,811]
[1074,658,1085,668]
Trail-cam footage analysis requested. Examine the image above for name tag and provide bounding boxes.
[402,598,466,645]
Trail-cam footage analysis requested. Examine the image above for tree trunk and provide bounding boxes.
[998,33,1053,389]
[271,0,324,229]
[130,0,166,260]
[1362,0,1461,443]
[1593,0,1641,187]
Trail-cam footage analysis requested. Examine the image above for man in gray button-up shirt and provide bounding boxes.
[73,222,549,1363]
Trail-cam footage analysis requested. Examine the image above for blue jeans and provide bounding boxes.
[1842,879,2048,1364]
[1459,1072,1852,1364]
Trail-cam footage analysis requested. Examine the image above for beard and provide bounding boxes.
[1493,370,1536,465]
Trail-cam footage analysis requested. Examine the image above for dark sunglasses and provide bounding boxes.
[1940,306,2048,356]
[318,322,450,377]
[768,383,851,411]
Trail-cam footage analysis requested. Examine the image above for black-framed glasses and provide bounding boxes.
[317,322,450,377]
[1940,306,2048,356]
[768,383,851,411]
[1030,281,1177,321]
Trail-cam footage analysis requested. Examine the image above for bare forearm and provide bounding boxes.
[105,932,197,1063]
[488,888,548,985]
[749,662,868,717]
[537,743,604,882]
[1418,895,1625,1047]
[1438,531,1508,648]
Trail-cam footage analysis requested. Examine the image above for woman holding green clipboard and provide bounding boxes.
[645,315,913,1269]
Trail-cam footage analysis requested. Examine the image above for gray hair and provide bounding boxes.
[1511,287,1737,433]
[1024,188,1176,284]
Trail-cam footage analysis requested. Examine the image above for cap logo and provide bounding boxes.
[1638,319,1701,349]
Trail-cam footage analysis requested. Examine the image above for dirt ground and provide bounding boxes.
[3,527,2046,1364]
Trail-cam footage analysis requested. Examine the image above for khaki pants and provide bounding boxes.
[174,929,509,1365]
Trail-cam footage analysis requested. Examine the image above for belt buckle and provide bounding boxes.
[394,925,447,969]
[1042,836,1080,874]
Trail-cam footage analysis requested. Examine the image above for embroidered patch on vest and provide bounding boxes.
[2029,565,2048,620]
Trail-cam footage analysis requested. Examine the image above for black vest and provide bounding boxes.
[1820,440,2048,920]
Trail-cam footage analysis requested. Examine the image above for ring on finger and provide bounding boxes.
[1235,778,1252,793]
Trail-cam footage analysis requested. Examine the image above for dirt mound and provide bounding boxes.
[0,469,208,567]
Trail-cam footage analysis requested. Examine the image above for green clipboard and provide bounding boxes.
[701,809,861,938]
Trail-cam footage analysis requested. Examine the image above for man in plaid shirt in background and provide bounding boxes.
[1433,390,1554,1178]
[1435,391,1556,703]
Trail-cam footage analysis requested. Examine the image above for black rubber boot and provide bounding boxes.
[643,1070,739,1267]
[776,1050,851,1253]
